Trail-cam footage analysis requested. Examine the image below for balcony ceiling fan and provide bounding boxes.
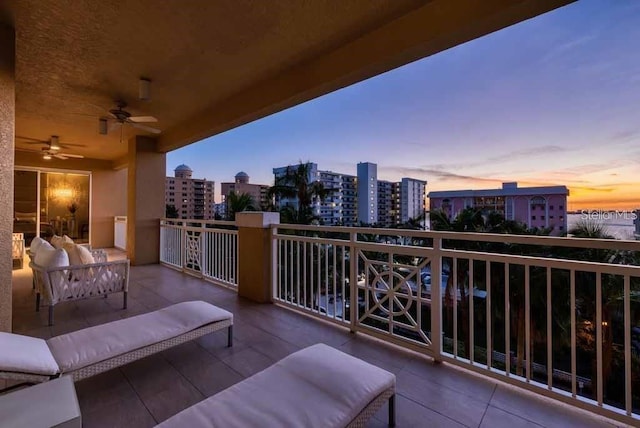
[16,135,85,160]
[99,100,161,137]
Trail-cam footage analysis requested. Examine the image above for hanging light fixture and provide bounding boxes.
[50,135,61,150]
[139,77,151,101]
[43,153,52,160]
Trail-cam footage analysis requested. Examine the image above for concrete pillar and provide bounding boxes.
[0,25,15,332]
[126,136,165,265]
[236,212,279,303]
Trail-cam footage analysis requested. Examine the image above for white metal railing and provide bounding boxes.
[160,218,238,288]
[271,224,640,425]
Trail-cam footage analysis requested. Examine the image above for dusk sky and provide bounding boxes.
[167,0,640,210]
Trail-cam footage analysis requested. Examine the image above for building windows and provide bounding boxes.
[532,215,536,220]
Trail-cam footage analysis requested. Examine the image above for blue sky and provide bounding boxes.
[167,0,640,209]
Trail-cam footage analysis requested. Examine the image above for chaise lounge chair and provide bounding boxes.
[157,343,396,428]
[0,301,233,387]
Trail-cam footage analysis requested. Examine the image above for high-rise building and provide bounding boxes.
[376,180,399,227]
[400,178,427,224]
[273,161,426,227]
[273,163,357,226]
[357,162,378,225]
[428,182,569,235]
[220,171,270,214]
[165,165,215,219]
[359,163,426,227]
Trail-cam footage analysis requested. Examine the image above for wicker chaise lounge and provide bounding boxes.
[157,343,396,428]
[0,301,233,387]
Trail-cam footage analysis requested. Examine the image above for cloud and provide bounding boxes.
[609,129,639,142]
[540,34,597,64]
[378,165,500,183]
[484,145,569,163]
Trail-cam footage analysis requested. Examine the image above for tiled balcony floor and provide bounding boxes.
[9,258,626,428]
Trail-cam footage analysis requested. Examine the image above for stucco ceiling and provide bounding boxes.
[1,0,573,166]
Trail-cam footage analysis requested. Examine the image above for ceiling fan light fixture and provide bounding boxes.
[42,153,52,160]
[139,77,151,101]
[99,118,108,135]
[50,135,60,150]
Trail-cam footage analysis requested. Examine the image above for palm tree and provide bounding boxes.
[226,191,255,221]
[267,162,330,225]
[165,204,179,219]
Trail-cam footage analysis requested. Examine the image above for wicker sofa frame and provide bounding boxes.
[30,253,129,325]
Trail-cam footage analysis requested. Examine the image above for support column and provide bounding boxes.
[236,212,279,303]
[0,25,15,332]
[126,136,165,265]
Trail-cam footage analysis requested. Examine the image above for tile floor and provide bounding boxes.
[8,254,629,427]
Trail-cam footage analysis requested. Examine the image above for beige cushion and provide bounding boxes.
[62,235,74,245]
[77,244,95,264]
[157,344,396,428]
[50,235,64,249]
[34,246,69,268]
[0,332,59,376]
[62,243,95,266]
[47,301,233,372]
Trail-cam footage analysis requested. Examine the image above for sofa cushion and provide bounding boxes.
[50,235,64,249]
[34,246,69,268]
[47,301,233,372]
[0,332,59,376]
[157,344,395,428]
[62,243,95,266]
[29,236,46,254]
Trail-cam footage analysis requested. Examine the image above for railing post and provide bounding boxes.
[431,237,443,363]
[349,231,357,333]
[200,221,206,279]
[236,212,280,303]
[180,220,186,271]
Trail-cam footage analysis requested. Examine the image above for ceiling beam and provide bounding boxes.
[157,0,574,153]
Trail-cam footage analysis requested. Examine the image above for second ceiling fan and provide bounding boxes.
[99,100,161,138]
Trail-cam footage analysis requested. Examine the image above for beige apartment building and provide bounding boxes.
[220,171,270,211]
[165,165,215,219]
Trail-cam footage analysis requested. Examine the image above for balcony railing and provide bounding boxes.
[160,218,640,425]
[159,219,238,288]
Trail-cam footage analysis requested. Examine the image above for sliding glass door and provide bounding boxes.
[13,170,38,243]
[13,168,91,245]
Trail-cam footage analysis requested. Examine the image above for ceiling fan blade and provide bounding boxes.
[59,153,84,159]
[59,142,87,149]
[131,123,162,134]
[15,135,46,143]
[15,147,40,153]
[53,154,68,160]
[129,116,157,123]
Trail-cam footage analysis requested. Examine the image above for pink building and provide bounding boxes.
[428,182,569,235]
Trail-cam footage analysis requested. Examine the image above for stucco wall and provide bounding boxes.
[91,168,127,248]
[0,25,14,332]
